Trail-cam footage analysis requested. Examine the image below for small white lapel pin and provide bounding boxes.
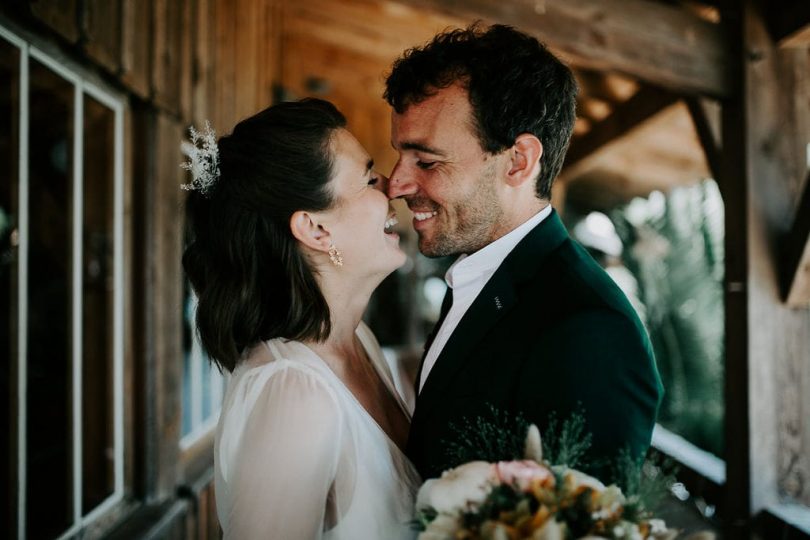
[494,296,503,310]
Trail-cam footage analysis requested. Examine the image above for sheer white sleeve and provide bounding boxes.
[223,364,343,540]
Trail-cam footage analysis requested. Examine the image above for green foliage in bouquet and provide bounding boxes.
[540,410,592,471]
[442,404,594,474]
[441,404,531,470]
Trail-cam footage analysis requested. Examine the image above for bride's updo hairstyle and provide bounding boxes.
[183,99,346,372]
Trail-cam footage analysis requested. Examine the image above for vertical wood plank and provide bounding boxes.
[720,2,750,536]
[179,0,193,123]
[213,0,236,130]
[152,0,186,115]
[233,0,259,121]
[731,1,810,527]
[120,0,152,99]
[29,0,80,43]
[129,103,194,509]
[83,0,123,75]
[190,0,214,125]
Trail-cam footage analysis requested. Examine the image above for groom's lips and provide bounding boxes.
[410,208,438,231]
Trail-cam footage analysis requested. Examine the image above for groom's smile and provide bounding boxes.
[388,83,508,257]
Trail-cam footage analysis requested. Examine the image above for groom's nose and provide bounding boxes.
[387,160,418,199]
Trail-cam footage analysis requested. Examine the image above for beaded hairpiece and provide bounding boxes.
[180,121,220,196]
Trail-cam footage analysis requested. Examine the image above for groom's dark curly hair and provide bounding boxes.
[384,23,577,200]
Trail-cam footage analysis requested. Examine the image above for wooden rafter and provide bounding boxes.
[783,171,810,307]
[685,97,722,184]
[396,0,732,97]
[564,86,680,170]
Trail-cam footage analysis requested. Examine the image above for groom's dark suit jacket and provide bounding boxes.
[406,210,663,483]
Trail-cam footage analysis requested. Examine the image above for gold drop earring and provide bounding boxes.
[328,244,343,267]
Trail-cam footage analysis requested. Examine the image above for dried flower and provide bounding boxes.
[180,121,220,196]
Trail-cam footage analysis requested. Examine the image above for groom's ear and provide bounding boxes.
[290,211,332,253]
[506,134,543,187]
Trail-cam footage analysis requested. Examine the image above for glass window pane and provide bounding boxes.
[81,94,115,513]
[26,58,74,538]
[0,38,20,537]
[182,280,194,438]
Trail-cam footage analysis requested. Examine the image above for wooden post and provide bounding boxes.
[719,2,750,534]
[722,2,810,535]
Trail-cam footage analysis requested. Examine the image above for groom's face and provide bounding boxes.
[388,84,509,257]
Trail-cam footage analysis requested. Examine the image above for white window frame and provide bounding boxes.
[0,23,126,540]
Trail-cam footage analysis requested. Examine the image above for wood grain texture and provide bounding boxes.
[395,0,732,97]
[29,0,80,42]
[83,0,122,74]
[120,0,152,98]
[742,1,810,513]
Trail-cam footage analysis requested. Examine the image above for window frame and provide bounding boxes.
[0,20,129,540]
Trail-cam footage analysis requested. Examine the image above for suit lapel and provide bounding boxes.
[413,209,570,418]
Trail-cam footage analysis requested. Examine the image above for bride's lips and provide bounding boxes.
[384,212,400,241]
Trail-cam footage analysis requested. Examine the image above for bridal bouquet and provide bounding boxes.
[414,425,678,540]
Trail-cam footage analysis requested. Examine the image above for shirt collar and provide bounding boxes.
[445,205,552,290]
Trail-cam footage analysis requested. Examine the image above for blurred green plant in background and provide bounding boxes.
[610,179,725,457]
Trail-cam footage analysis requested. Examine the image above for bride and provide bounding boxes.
[182,99,420,539]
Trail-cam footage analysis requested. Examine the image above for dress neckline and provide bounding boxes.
[266,326,411,456]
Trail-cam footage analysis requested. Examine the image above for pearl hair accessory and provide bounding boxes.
[180,121,220,196]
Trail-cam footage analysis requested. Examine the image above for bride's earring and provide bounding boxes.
[328,244,343,267]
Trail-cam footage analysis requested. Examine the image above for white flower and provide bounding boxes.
[417,514,459,540]
[531,518,566,540]
[416,461,497,514]
[524,424,543,462]
[180,121,220,196]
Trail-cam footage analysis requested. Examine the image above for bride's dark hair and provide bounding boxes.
[183,98,346,372]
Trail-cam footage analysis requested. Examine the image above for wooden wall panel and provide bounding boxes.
[83,0,123,74]
[213,0,236,131]
[233,0,260,123]
[151,113,185,498]
[29,0,80,43]
[191,0,214,125]
[741,2,810,513]
[280,32,397,174]
[152,0,191,116]
[121,0,152,98]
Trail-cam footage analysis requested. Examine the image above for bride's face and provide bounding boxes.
[324,129,406,278]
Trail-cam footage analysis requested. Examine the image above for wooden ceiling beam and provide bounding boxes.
[564,86,680,170]
[395,0,732,97]
[685,97,722,184]
[783,171,810,308]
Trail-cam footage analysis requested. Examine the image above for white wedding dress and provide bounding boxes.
[214,322,421,539]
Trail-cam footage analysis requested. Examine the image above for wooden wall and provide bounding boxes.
[3,0,282,537]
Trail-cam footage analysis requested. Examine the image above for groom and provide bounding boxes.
[385,24,663,483]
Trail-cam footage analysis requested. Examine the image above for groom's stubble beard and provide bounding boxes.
[417,161,504,258]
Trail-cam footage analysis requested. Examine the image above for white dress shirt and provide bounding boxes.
[418,205,553,392]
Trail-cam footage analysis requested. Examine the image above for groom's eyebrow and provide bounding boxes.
[399,142,446,156]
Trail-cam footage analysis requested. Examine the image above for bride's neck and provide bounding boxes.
[305,270,376,361]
